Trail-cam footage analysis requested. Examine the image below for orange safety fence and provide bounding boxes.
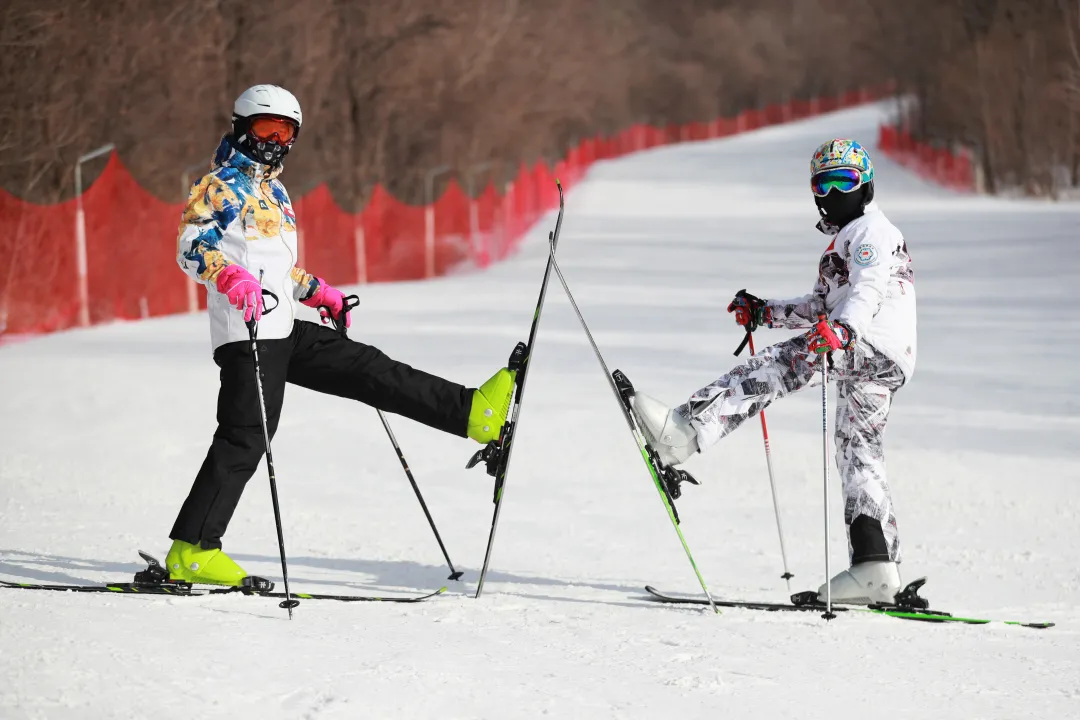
[0,84,894,338]
[877,124,975,192]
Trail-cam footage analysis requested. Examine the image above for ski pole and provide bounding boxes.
[323,296,463,581]
[817,316,835,622]
[376,410,463,580]
[550,242,718,613]
[246,288,299,619]
[736,331,794,591]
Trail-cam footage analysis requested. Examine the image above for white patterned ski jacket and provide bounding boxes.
[766,202,917,380]
[177,136,320,351]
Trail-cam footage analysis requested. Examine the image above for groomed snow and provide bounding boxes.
[2,103,1079,719]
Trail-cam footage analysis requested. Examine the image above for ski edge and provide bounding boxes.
[643,586,1055,628]
[0,579,448,604]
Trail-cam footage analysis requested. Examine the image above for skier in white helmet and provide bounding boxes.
[632,139,916,605]
[166,85,516,586]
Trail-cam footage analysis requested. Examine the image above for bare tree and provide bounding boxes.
[2,0,1075,208]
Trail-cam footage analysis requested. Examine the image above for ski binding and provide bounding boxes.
[133,550,275,592]
[612,369,700,503]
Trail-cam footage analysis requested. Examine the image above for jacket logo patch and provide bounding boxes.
[854,243,878,267]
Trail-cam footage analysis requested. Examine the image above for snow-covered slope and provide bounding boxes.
[2,103,1078,719]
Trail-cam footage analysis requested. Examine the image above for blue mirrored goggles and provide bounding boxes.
[811,167,865,197]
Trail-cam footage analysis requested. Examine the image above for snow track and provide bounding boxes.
[2,103,1079,719]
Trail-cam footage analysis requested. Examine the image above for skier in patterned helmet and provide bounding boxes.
[630,139,918,606]
[165,85,517,588]
[811,138,876,234]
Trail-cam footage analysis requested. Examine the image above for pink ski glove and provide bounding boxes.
[215,264,263,323]
[301,277,350,328]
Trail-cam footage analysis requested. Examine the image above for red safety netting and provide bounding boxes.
[0,83,896,339]
[877,124,975,191]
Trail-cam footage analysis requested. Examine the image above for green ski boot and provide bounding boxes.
[468,368,516,444]
[164,539,248,587]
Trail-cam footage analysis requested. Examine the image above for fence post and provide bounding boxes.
[502,181,515,261]
[354,219,367,284]
[466,161,493,268]
[73,143,115,328]
[423,164,452,278]
[185,279,199,313]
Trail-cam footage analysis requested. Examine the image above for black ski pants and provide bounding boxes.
[170,320,472,549]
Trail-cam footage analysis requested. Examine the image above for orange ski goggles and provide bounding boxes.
[248,116,298,146]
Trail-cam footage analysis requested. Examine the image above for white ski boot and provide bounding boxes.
[817,561,901,605]
[631,393,700,467]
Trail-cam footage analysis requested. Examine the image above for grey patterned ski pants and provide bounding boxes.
[679,334,907,564]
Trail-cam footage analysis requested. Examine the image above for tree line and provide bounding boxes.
[0,0,1073,207]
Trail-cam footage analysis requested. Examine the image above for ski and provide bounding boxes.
[0,579,447,604]
[467,179,566,599]
[0,551,448,604]
[642,582,1055,628]
[545,244,717,613]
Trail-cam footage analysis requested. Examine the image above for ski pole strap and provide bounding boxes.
[262,289,280,315]
[244,290,281,335]
[323,294,361,338]
[734,331,751,357]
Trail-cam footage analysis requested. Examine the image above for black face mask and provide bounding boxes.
[815,184,870,230]
[231,118,292,167]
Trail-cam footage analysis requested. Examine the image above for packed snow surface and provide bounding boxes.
[2,104,1079,719]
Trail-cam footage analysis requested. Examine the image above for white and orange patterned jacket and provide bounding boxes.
[177,136,319,351]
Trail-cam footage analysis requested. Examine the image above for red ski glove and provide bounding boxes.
[807,316,853,354]
[301,277,350,328]
[727,290,772,331]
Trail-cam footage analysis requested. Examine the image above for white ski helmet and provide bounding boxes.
[233,84,302,127]
[231,84,303,165]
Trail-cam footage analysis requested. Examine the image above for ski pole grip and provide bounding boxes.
[244,290,280,334]
[322,295,360,338]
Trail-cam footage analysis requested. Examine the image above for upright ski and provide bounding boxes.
[467,179,566,598]
[546,247,718,613]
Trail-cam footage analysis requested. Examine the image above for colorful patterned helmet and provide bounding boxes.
[810,139,874,184]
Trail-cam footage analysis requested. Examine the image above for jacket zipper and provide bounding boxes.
[262,174,295,325]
